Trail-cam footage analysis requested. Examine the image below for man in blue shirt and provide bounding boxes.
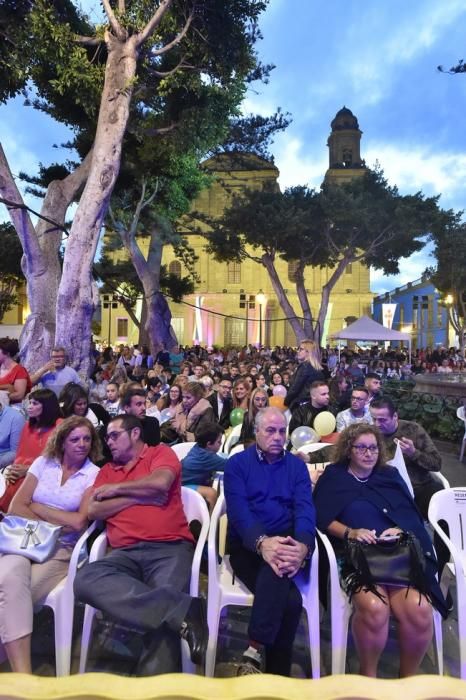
[224,407,315,676]
[0,400,25,469]
[29,347,82,397]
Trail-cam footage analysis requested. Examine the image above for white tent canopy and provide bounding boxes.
[331,315,411,361]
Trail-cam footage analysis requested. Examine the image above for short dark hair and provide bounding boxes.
[28,389,61,428]
[108,413,144,437]
[370,397,397,415]
[351,386,369,396]
[310,380,328,390]
[120,386,146,408]
[195,423,224,448]
[365,372,381,380]
[0,337,19,358]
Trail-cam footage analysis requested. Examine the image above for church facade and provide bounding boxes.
[102,107,375,348]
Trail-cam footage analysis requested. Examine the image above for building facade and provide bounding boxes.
[101,108,374,348]
[373,277,453,350]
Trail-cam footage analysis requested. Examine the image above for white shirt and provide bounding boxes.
[29,456,99,545]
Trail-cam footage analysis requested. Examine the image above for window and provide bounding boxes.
[288,261,300,283]
[169,260,182,278]
[227,262,241,284]
[116,318,128,338]
[345,263,353,275]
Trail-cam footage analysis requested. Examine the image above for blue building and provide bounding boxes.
[372,277,450,350]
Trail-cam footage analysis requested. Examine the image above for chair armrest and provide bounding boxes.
[429,520,466,577]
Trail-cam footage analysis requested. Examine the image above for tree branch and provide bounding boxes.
[147,6,194,55]
[136,0,176,47]
[0,144,45,273]
[74,35,102,46]
[101,0,127,40]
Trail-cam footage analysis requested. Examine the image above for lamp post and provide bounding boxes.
[256,292,266,347]
[444,293,454,347]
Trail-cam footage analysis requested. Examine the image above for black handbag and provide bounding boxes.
[343,531,429,603]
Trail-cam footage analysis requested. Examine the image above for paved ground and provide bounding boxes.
[1,440,465,679]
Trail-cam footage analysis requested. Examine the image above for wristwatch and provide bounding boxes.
[255,534,267,555]
[343,527,351,540]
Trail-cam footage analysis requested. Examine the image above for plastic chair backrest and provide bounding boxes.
[429,488,466,554]
[171,442,196,460]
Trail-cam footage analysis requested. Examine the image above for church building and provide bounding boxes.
[103,107,375,348]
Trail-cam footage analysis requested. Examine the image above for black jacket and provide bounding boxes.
[284,363,324,411]
[207,392,232,430]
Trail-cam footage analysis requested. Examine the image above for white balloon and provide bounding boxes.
[291,426,318,450]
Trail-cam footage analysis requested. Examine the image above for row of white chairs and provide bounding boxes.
[31,479,463,678]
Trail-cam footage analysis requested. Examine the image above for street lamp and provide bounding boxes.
[256,292,267,347]
[443,294,454,347]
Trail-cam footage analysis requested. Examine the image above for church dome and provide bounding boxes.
[330,107,359,131]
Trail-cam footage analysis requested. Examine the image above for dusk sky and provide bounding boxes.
[1,0,466,295]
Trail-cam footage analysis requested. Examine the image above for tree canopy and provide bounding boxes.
[0,0,272,369]
[426,222,466,351]
[206,167,456,344]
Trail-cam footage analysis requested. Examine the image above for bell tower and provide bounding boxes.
[325,107,366,184]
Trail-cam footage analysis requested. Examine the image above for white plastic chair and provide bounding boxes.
[457,406,466,461]
[205,493,320,678]
[228,443,245,457]
[35,520,100,676]
[171,442,196,460]
[78,488,210,674]
[222,424,242,454]
[317,528,443,675]
[429,487,466,678]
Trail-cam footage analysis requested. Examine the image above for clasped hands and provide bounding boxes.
[260,535,309,578]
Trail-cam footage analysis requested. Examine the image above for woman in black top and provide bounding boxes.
[284,340,324,411]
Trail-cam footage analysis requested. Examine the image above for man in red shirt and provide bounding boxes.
[74,414,208,675]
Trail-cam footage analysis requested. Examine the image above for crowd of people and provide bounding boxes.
[0,335,462,678]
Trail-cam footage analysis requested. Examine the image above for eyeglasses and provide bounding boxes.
[219,384,232,390]
[352,444,379,454]
[105,430,129,443]
[351,396,366,402]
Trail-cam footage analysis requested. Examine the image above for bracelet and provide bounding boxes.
[343,527,351,540]
[255,534,267,555]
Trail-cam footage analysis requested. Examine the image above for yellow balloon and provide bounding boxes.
[313,411,336,437]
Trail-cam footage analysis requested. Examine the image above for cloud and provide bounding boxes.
[371,244,435,295]
[364,141,466,211]
[336,0,466,107]
[271,133,327,190]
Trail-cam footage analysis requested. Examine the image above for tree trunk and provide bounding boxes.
[55,35,138,374]
[295,261,314,338]
[260,253,305,343]
[0,145,92,370]
[146,290,178,354]
[315,255,353,347]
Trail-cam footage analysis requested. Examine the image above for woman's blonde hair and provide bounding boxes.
[43,416,102,464]
[332,424,387,467]
[299,339,323,371]
[247,387,269,422]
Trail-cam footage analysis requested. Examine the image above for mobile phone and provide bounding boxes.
[376,535,400,542]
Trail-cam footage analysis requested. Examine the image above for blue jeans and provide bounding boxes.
[74,540,194,675]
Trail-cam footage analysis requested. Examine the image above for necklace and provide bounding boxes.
[348,466,371,483]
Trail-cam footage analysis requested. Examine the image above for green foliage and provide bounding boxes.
[0,223,25,321]
[382,382,464,443]
[426,222,466,339]
[207,166,456,274]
